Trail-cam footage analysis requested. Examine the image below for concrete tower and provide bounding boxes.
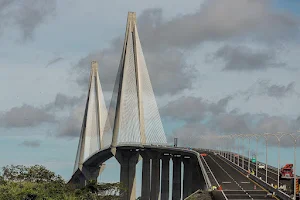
[74,61,108,172]
[106,12,167,153]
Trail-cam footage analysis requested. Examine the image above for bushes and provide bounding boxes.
[0,165,121,200]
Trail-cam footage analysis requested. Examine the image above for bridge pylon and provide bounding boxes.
[74,61,108,175]
[106,12,167,154]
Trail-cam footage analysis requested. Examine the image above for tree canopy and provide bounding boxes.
[0,165,121,200]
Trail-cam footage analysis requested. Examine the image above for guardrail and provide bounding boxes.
[194,150,212,190]
[211,149,282,173]
[216,152,292,200]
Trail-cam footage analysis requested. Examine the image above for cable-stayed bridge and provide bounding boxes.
[68,12,297,200]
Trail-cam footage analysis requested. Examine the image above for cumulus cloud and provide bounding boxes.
[0,104,55,128]
[170,123,217,147]
[240,80,299,100]
[146,0,299,48]
[0,93,84,129]
[57,104,84,138]
[163,96,300,147]
[19,140,41,148]
[211,45,284,71]
[44,93,85,111]
[161,96,232,122]
[75,10,195,95]
[74,0,299,96]
[0,0,56,41]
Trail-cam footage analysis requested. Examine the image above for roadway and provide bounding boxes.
[198,151,278,200]
[233,154,293,194]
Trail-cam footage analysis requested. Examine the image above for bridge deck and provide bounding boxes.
[235,155,293,194]
[198,151,278,200]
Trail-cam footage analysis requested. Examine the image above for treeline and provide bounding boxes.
[0,165,122,200]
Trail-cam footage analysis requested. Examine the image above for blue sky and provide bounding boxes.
[1,0,300,194]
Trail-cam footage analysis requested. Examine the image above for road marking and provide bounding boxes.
[241,181,250,184]
[222,181,231,184]
[222,190,264,192]
[208,155,253,199]
[218,154,280,200]
[201,155,228,200]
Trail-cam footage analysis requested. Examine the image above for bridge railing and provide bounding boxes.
[214,149,293,200]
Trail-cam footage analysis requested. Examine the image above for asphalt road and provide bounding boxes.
[199,151,277,200]
[233,154,293,194]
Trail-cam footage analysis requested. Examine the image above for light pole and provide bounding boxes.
[252,134,260,177]
[290,132,300,200]
[241,135,246,169]
[247,134,251,171]
[229,134,235,162]
[275,132,300,200]
[263,133,270,183]
[232,134,237,164]
[270,132,286,188]
[237,136,240,167]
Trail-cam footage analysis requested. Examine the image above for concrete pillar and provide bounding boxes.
[191,159,200,192]
[116,150,139,200]
[150,153,160,200]
[183,158,192,198]
[141,153,150,200]
[161,155,170,200]
[172,156,181,200]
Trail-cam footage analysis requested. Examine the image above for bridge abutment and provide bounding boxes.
[81,164,105,181]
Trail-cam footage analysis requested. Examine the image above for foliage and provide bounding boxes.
[0,165,121,200]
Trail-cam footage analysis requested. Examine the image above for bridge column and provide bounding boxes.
[141,152,150,200]
[172,156,181,200]
[183,157,192,198]
[116,150,139,200]
[150,152,160,200]
[161,155,170,200]
[191,159,201,192]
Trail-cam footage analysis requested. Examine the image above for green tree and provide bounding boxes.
[0,165,121,200]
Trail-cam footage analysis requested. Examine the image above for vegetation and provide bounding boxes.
[0,165,122,200]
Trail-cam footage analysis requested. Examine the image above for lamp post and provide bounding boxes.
[237,136,240,167]
[241,135,246,169]
[274,132,300,200]
[290,132,300,200]
[247,134,252,171]
[252,134,260,177]
[270,132,286,189]
[263,133,271,183]
[229,134,235,162]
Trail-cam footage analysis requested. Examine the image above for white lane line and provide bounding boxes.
[201,155,228,200]
[241,182,250,184]
[222,182,231,184]
[209,155,254,200]
[225,194,250,196]
[222,190,264,192]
